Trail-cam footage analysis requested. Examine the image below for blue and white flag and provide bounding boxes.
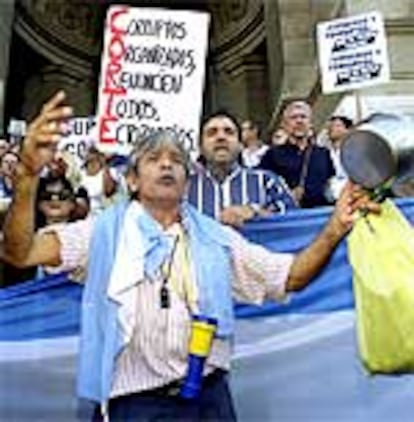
[1,199,414,421]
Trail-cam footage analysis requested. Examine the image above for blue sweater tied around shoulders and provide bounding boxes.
[77,200,235,403]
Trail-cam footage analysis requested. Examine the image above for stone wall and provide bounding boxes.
[13,0,99,118]
[343,0,414,117]
[6,0,414,134]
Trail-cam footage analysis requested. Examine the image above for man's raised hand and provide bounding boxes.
[20,91,73,175]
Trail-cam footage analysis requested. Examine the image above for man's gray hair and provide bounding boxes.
[282,100,312,119]
[127,130,191,176]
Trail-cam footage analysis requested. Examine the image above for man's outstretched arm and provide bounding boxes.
[3,91,72,268]
[286,182,381,292]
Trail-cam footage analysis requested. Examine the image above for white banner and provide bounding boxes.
[317,12,390,94]
[96,6,210,156]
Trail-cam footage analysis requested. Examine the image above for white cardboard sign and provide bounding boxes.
[317,11,390,94]
[59,117,96,166]
[96,6,210,156]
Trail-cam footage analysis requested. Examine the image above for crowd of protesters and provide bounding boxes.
[1,91,382,421]
[0,100,353,212]
[0,97,411,286]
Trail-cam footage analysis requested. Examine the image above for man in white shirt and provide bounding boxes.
[325,115,353,202]
[240,119,269,168]
[3,91,380,422]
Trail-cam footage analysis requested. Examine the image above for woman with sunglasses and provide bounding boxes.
[34,175,90,281]
[2,175,87,286]
[36,176,76,226]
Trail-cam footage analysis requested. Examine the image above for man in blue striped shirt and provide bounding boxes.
[188,111,296,227]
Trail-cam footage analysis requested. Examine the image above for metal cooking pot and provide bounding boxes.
[340,113,414,197]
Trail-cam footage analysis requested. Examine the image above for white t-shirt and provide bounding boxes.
[80,169,106,215]
[242,144,269,168]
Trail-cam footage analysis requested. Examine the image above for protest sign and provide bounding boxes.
[59,117,96,167]
[7,118,26,146]
[317,11,390,94]
[96,6,210,156]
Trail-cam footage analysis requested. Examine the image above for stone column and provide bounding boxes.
[265,0,344,130]
[209,1,268,124]
[211,50,269,130]
[0,0,15,132]
[240,54,270,130]
[263,0,283,110]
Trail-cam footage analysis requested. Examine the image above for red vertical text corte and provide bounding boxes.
[99,6,129,144]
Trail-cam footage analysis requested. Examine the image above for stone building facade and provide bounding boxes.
[1,0,414,136]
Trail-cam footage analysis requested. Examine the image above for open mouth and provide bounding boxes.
[158,174,176,185]
[214,145,229,153]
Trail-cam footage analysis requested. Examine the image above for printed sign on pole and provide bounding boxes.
[96,6,210,156]
[317,11,390,94]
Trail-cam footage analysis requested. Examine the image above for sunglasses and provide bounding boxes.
[39,190,73,201]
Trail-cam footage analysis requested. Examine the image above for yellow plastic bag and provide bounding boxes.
[348,199,414,373]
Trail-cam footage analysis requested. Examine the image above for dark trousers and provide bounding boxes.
[93,371,237,422]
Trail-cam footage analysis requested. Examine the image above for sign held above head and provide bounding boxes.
[317,11,390,94]
[95,6,210,158]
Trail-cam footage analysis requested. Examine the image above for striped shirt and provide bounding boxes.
[188,165,296,220]
[45,215,293,398]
